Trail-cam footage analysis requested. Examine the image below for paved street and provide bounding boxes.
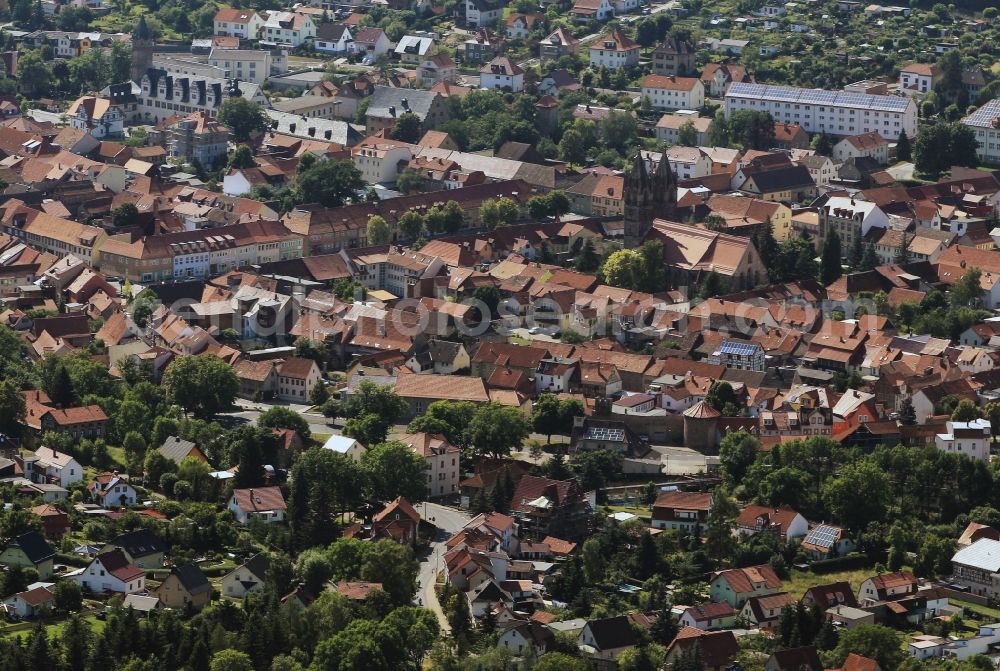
[416,502,471,634]
[221,398,335,436]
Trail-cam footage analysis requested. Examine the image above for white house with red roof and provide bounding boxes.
[640,75,705,112]
[229,486,287,524]
[589,30,640,69]
[276,357,322,403]
[213,8,264,39]
[75,549,146,594]
[480,57,525,92]
[87,472,137,508]
[397,432,460,498]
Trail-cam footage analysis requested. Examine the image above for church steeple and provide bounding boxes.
[624,151,677,248]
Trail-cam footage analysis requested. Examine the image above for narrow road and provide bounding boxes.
[416,502,471,634]
[220,398,335,435]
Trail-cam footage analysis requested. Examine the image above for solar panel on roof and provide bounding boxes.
[585,427,625,442]
[720,341,759,356]
[963,99,1000,127]
[727,83,910,112]
[805,524,839,549]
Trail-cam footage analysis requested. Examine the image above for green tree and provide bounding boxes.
[144,450,176,486]
[823,461,890,531]
[395,167,422,195]
[0,380,26,437]
[859,242,878,272]
[228,144,256,169]
[899,397,917,426]
[391,112,422,143]
[676,120,698,147]
[534,653,580,671]
[820,229,842,285]
[575,238,600,273]
[53,581,82,613]
[893,232,909,265]
[112,203,140,228]
[951,398,981,422]
[728,110,776,150]
[366,215,391,246]
[258,406,312,439]
[832,625,904,671]
[209,649,254,671]
[464,403,530,459]
[601,248,642,289]
[407,400,477,448]
[707,108,730,147]
[480,197,519,229]
[297,159,364,208]
[581,537,605,584]
[719,430,760,485]
[913,121,980,178]
[17,51,53,98]
[217,97,269,142]
[397,211,425,240]
[600,110,637,153]
[812,130,833,156]
[896,129,911,162]
[288,449,364,549]
[361,440,427,503]
[163,355,239,418]
[705,381,737,413]
[558,128,587,164]
[950,268,983,307]
[441,200,465,233]
[532,395,583,444]
[294,338,327,365]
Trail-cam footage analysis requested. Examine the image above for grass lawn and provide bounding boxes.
[951,598,1000,621]
[105,446,127,468]
[3,613,106,639]
[312,433,332,448]
[602,503,652,520]
[782,567,880,600]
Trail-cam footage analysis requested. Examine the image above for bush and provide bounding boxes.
[810,552,872,574]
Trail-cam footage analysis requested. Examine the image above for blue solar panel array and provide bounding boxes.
[963,99,1000,128]
[720,341,760,357]
[805,525,839,549]
[726,82,910,112]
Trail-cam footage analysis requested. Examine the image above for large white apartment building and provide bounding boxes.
[724,82,918,138]
[963,99,1000,167]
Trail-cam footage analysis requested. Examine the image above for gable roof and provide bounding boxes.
[769,646,823,671]
[585,615,638,650]
[373,496,421,524]
[232,486,287,513]
[952,538,1000,572]
[667,628,739,668]
[168,563,211,595]
[96,549,145,582]
[394,373,489,402]
[713,564,782,593]
[158,436,198,464]
[108,529,168,558]
[6,531,54,564]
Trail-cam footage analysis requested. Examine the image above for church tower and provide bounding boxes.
[131,15,154,85]
[623,151,678,248]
